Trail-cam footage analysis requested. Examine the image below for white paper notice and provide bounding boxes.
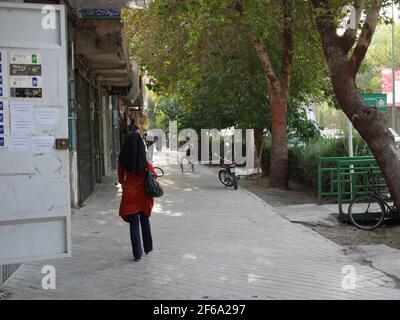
[10,136,30,152]
[10,102,34,135]
[11,119,33,136]
[34,107,59,125]
[31,136,55,153]
[10,102,33,118]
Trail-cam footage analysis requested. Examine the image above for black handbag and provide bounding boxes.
[144,170,164,198]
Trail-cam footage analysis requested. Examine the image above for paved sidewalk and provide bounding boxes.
[4,155,400,299]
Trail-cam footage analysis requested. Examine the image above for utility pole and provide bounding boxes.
[392,1,397,131]
[348,119,354,157]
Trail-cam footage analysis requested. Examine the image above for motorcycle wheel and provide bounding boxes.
[232,174,238,190]
[219,170,232,187]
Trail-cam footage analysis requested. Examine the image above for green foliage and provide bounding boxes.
[288,107,321,141]
[146,93,157,129]
[146,94,183,132]
[261,134,371,190]
[314,102,349,133]
[357,24,400,93]
[122,0,331,135]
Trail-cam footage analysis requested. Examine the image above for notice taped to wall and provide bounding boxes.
[30,136,55,153]
[34,106,59,125]
[9,135,30,152]
[10,102,33,136]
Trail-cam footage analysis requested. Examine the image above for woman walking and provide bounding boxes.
[118,132,157,261]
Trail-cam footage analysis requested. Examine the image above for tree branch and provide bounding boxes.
[234,0,281,92]
[310,0,339,42]
[251,36,280,91]
[310,0,341,56]
[338,0,365,54]
[280,0,294,95]
[349,0,382,75]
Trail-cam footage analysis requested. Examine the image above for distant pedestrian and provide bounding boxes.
[118,132,157,261]
[180,136,194,167]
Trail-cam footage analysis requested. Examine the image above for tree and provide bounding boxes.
[310,0,400,209]
[239,0,293,188]
[123,0,328,188]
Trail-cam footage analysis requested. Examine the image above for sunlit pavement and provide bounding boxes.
[4,150,400,299]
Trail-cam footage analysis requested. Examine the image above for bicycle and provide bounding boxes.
[348,169,396,230]
[154,166,165,178]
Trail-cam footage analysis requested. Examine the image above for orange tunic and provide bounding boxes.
[118,162,156,222]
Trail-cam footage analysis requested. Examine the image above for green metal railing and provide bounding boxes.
[336,158,388,220]
[317,156,394,221]
[318,156,400,222]
[317,156,374,204]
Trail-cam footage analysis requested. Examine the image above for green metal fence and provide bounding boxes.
[317,156,394,221]
[337,158,386,220]
[317,156,374,204]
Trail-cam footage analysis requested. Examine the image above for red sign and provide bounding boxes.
[381,68,400,107]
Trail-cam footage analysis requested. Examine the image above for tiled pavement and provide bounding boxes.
[4,154,400,299]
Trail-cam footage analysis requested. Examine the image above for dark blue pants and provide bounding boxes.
[127,212,153,259]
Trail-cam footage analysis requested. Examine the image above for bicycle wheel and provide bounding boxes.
[154,167,164,177]
[219,170,232,187]
[348,195,385,230]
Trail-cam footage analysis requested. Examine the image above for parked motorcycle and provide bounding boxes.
[216,154,239,190]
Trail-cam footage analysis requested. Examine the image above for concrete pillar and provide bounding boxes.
[69,151,79,208]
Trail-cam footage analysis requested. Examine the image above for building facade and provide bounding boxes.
[0,0,148,283]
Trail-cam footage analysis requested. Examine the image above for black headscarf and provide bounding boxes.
[119,132,147,175]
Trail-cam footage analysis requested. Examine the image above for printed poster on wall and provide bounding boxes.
[10,76,43,88]
[10,52,41,65]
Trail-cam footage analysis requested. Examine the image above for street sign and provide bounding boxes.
[109,86,129,96]
[361,93,388,111]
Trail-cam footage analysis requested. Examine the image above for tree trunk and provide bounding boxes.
[330,66,400,209]
[269,90,289,189]
[309,0,400,208]
[250,0,293,190]
[254,127,264,157]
